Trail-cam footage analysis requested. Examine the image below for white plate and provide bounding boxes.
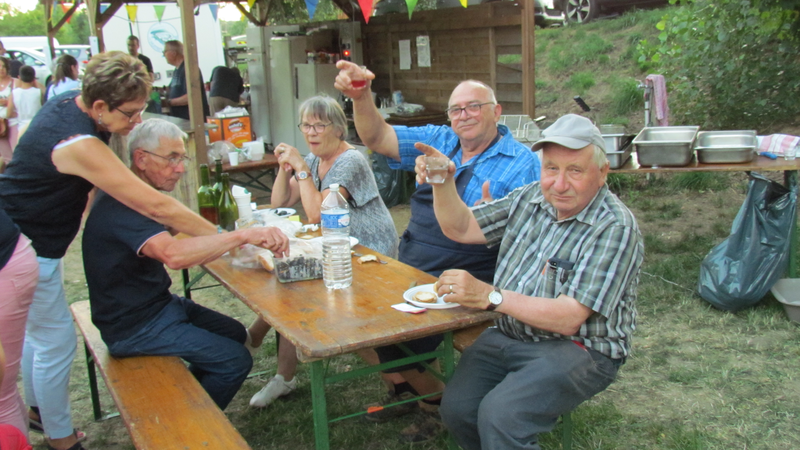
[260,208,296,217]
[403,284,459,309]
[306,236,359,248]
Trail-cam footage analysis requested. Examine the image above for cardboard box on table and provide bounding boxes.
[207,115,253,147]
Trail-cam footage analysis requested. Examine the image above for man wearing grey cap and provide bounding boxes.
[414,114,644,450]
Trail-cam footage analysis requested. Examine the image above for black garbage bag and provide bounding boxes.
[698,172,797,312]
[372,152,403,208]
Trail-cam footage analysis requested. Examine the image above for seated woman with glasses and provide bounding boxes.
[0,51,216,450]
[246,95,398,409]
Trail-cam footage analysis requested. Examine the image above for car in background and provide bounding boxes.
[561,0,666,23]
[4,47,52,87]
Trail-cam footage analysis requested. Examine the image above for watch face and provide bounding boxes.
[489,291,503,305]
[297,171,309,180]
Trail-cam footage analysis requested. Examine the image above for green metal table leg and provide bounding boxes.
[310,360,330,450]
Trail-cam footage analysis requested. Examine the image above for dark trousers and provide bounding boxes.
[107,295,252,410]
[440,328,619,450]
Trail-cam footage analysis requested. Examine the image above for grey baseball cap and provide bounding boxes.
[531,114,606,153]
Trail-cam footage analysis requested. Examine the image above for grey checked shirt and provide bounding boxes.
[472,182,644,359]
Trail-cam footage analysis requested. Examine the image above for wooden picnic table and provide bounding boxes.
[211,153,280,197]
[196,243,498,449]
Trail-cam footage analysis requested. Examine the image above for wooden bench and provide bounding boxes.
[453,320,574,450]
[69,301,252,450]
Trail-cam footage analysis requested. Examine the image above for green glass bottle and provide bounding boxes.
[197,164,218,224]
[218,173,239,232]
[211,159,223,205]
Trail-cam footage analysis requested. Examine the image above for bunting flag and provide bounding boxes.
[405,0,418,19]
[99,4,109,14]
[209,4,219,21]
[247,0,257,8]
[153,5,166,22]
[125,5,138,23]
[358,0,373,23]
[459,0,468,6]
[305,0,319,19]
[60,3,73,23]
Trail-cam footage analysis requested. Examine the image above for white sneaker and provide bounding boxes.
[249,374,297,408]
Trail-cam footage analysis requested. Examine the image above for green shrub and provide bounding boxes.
[637,0,800,131]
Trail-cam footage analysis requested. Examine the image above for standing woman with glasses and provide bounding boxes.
[0,51,216,450]
[46,55,80,101]
[246,95,398,409]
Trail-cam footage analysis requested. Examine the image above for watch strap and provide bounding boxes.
[486,286,502,311]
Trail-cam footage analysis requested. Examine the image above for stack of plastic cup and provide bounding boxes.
[232,185,252,220]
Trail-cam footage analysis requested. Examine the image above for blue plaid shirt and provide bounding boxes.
[390,124,540,205]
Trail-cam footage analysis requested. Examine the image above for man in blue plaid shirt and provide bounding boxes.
[415,114,644,450]
[336,62,540,442]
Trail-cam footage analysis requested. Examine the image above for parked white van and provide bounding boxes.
[0,36,60,52]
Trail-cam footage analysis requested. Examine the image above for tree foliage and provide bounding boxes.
[637,0,800,131]
[0,4,91,45]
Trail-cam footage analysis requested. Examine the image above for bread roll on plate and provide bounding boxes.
[413,291,437,303]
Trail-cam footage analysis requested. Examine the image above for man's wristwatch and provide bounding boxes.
[486,286,503,311]
[295,171,310,181]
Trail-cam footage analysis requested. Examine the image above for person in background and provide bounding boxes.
[208,65,244,117]
[162,40,209,121]
[246,95,399,409]
[335,61,540,442]
[0,57,14,168]
[414,114,643,450]
[0,41,23,80]
[82,118,289,410]
[46,55,80,101]
[0,208,38,439]
[127,35,153,81]
[8,66,43,150]
[0,51,217,450]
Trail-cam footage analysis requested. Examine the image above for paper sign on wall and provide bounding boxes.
[399,39,411,70]
[416,36,430,67]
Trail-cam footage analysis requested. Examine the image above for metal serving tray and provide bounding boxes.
[694,130,757,164]
[632,126,700,167]
[606,136,635,169]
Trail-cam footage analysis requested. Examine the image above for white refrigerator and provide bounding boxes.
[247,26,358,155]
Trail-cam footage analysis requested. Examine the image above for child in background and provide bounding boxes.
[7,66,42,151]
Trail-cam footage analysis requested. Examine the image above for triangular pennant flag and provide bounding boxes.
[358,0,373,23]
[153,5,166,22]
[305,0,319,18]
[60,3,73,23]
[405,0,418,19]
[459,0,467,6]
[125,5,138,23]
[247,0,257,8]
[208,4,219,21]
[100,4,109,14]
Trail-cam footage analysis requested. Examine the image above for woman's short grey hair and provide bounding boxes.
[298,95,348,141]
[128,119,187,160]
[82,51,151,111]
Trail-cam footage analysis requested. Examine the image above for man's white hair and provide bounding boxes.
[127,118,187,160]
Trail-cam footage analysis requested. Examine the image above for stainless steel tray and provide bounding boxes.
[607,141,633,169]
[694,130,757,164]
[633,126,700,167]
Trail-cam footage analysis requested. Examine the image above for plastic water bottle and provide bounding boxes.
[321,184,352,289]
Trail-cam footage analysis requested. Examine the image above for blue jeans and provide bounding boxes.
[107,295,252,410]
[440,328,620,450]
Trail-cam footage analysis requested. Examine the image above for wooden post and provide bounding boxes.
[85,0,123,53]
[521,0,536,116]
[175,0,207,212]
